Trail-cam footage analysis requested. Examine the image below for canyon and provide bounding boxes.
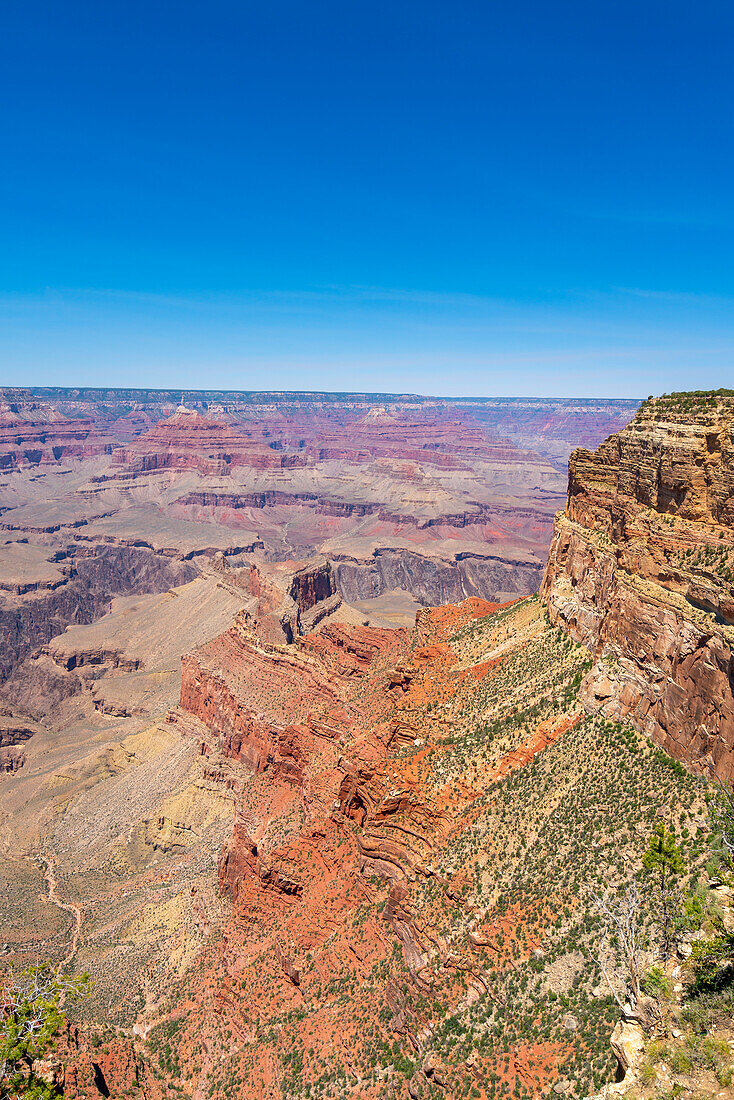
[2,389,732,1100]
[0,388,637,634]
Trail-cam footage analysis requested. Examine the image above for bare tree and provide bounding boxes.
[1,963,89,1098]
[591,884,644,1010]
[707,770,734,872]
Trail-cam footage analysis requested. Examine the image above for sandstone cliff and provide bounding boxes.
[541,390,734,776]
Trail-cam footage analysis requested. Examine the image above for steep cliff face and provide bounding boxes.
[542,391,734,776]
[0,544,196,683]
[237,557,342,642]
[331,546,544,607]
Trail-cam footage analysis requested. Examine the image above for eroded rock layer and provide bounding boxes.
[0,543,196,682]
[541,391,734,776]
[0,389,640,622]
[164,593,700,1100]
[3,561,704,1099]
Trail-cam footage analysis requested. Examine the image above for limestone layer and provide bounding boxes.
[541,391,734,776]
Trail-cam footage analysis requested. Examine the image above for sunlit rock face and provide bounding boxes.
[542,391,734,777]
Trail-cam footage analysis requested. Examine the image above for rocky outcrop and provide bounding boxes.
[542,391,734,777]
[189,594,513,909]
[57,1024,165,1100]
[181,615,392,779]
[117,408,308,474]
[234,558,342,642]
[0,715,39,771]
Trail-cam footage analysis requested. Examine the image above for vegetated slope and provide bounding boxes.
[98,595,700,1100]
[7,391,728,1100]
[542,389,734,776]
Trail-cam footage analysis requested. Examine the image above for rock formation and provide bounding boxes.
[0,388,639,621]
[158,581,701,1100]
[12,389,734,1100]
[0,714,41,771]
[0,543,196,684]
[12,386,640,467]
[117,408,309,474]
[0,395,108,470]
[542,390,734,777]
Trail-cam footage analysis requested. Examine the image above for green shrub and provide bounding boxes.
[689,934,734,993]
[667,1047,693,1073]
[641,965,672,999]
[678,889,706,932]
[640,1062,657,1085]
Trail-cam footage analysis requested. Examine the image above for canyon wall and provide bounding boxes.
[17,386,640,466]
[331,547,543,606]
[0,544,195,682]
[0,389,641,625]
[541,390,734,777]
[9,391,724,1100]
[166,583,701,1099]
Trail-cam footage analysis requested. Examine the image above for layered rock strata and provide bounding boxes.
[165,589,701,1100]
[542,391,734,776]
[117,408,308,474]
[331,546,543,606]
[0,391,640,617]
[0,396,109,469]
[11,386,640,466]
[0,543,196,682]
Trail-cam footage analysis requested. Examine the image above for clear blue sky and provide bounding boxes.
[2,0,733,397]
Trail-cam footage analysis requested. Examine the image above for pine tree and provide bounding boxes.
[642,821,685,959]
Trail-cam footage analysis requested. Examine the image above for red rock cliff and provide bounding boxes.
[541,390,734,777]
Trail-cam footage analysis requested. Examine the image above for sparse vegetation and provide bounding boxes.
[1,964,90,1099]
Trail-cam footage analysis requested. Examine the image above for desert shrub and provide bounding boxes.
[641,965,671,999]
[688,935,734,994]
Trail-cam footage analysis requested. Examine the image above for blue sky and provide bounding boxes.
[2,0,733,397]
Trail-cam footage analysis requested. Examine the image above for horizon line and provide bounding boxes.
[2,384,644,403]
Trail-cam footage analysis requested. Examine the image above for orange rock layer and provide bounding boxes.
[166,588,602,1099]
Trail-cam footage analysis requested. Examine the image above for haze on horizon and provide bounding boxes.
[2,0,733,399]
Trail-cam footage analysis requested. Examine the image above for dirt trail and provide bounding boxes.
[39,854,82,967]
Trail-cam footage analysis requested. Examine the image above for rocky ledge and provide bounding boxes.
[541,390,734,777]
